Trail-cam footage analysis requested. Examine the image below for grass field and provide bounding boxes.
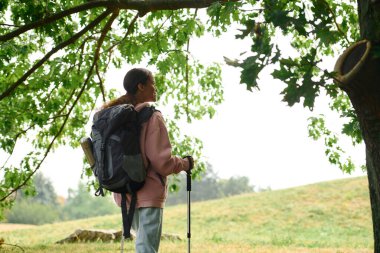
[0,176,373,252]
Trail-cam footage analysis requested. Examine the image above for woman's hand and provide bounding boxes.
[183,156,194,174]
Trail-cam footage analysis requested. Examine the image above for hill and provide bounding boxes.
[0,176,373,252]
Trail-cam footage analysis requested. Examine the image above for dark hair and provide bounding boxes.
[100,68,152,109]
[123,68,152,95]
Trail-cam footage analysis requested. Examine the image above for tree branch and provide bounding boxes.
[0,9,120,202]
[0,1,111,42]
[0,0,234,42]
[114,0,237,13]
[0,112,68,170]
[55,88,78,118]
[12,114,68,141]
[106,12,139,53]
[185,9,198,122]
[320,0,351,44]
[0,153,12,171]
[185,39,190,121]
[1,243,25,253]
[77,36,97,74]
[241,8,264,12]
[0,9,112,102]
[162,49,191,55]
[144,12,173,45]
[6,8,116,150]
[0,60,97,202]
[40,61,79,106]
[96,64,106,102]
[293,53,343,91]
[0,105,75,201]
[0,23,20,27]
[95,9,119,103]
[96,48,114,101]
[1,80,76,170]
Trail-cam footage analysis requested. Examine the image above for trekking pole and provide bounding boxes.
[186,169,191,253]
[120,226,124,253]
[184,156,193,253]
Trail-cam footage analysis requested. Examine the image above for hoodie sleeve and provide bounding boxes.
[144,112,190,176]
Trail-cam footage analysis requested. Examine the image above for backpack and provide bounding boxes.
[82,103,156,238]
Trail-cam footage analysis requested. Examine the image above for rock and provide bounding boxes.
[160,233,182,241]
[56,229,133,244]
[56,229,182,244]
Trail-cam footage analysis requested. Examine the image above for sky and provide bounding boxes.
[1,20,367,198]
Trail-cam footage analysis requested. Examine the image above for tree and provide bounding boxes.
[219,176,254,197]
[229,1,380,250]
[5,172,60,224]
[31,172,59,206]
[167,163,222,205]
[0,0,223,214]
[167,163,254,205]
[0,0,379,250]
[6,199,60,224]
[62,182,119,220]
[13,172,58,206]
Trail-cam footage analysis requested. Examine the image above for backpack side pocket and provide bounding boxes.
[122,154,146,183]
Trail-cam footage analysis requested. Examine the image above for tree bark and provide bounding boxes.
[352,75,380,253]
[367,147,380,252]
[357,1,380,251]
[357,0,380,41]
[335,38,380,252]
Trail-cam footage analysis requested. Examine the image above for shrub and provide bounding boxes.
[61,183,119,220]
[6,200,59,225]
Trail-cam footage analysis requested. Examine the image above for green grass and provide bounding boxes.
[0,176,373,252]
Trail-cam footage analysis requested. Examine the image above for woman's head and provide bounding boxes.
[100,68,156,110]
[123,68,156,104]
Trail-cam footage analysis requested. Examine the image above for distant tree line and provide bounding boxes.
[4,165,266,224]
[4,173,118,225]
[166,163,262,206]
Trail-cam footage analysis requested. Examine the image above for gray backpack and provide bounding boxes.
[88,104,156,238]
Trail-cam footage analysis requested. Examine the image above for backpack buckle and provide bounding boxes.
[95,187,105,197]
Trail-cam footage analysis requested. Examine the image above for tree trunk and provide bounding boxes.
[335,39,380,252]
[357,0,380,41]
[367,147,380,252]
[336,1,380,250]
[358,1,380,251]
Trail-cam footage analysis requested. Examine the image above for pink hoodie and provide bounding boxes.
[113,102,190,208]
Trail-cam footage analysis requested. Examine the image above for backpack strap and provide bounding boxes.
[137,106,158,125]
[121,192,137,239]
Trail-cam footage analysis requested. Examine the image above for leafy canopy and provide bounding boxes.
[0,0,361,216]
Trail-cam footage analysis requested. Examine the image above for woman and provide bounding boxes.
[104,68,194,253]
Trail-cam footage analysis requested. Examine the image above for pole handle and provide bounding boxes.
[183,155,193,192]
[187,172,191,191]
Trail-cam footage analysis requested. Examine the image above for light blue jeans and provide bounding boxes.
[132,207,163,253]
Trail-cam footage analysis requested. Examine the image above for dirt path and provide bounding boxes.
[0,223,36,231]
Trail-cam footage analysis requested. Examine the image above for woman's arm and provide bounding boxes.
[144,112,190,176]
